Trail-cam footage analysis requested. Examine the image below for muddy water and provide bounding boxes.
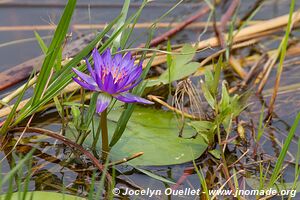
[1,0,300,199]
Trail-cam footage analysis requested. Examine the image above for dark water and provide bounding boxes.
[1,0,300,199]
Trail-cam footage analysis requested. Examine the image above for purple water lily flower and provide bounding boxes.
[72,48,153,113]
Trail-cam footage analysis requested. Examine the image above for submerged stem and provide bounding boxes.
[101,108,109,161]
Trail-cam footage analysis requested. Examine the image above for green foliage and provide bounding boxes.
[147,44,199,87]
[0,73,33,135]
[34,31,48,54]
[246,178,299,198]
[189,59,248,144]
[256,105,265,142]
[32,0,76,105]
[0,148,109,200]
[12,15,122,126]
[0,192,85,200]
[193,160,210,200]
[268,112,300,187]
[109,50,155,147]
[188,120,216,145]
[111,0,130,51]
[133,167,175,184]
[71,105,81,129]
[0,150,34,190]
[67,107,208,166]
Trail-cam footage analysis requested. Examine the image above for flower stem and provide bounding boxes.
[92,120,101,158]
[101,108,109,161]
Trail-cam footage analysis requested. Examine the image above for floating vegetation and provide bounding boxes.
[0,0,300,199]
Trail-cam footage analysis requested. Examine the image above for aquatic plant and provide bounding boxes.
[72,48,153,160]
[1,0,300,199]
[72,48,153,113]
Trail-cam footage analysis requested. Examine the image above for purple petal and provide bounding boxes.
[96,93,112,113]
[116,79,142,93]
[102,73,116,94]
[116,66,142,92]
[114,75,130,91]
[72,68,97,87]
[73,77,97,91]
[95,73,103,90]
[122,58,135,72]
[92,48,103,79]
[85,58,95,80]
[103,48,113,70]
[118,52,134,72]
[113,51,123,66]
[114,93,153,104]
[124,66,142,86]
[122,52,132,64]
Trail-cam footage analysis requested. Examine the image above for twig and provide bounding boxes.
[143,13,300,68]
[10,127,112,184]
[194,39,259,75]
[0,82,82,118]
[215,0,240,48]
[2,12,298,92]
[239,0,265,26]
[257,53,278,93]
[0,1,200,8]
[0,76,37,109]
[0,33,95,91]
[228,149,249,168]
[148,5,211,47]
[267,7,298,117]
[229,53,268,93]
[229,55,248,78]
[211,170,245,200]
[194,11,300,50]
[147,95,199,120]
[242,54,268,87]
[0,22,262,32]
[107,152,144,167]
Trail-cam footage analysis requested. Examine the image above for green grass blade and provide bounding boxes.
[12,15,122,126]
[0,149,34,188]
[166,40,172,95]
[96,158,110,199]
[0,73,33,135]
[212,55,222,96]
[256,105,265,142]
[134,166,175,184]
[109,25,155,147]
[193,160,210,200]
[109,53,155,147]
[31,0,76,105]
[112,0,130,51]
[268,112,300,187]
[268,0,295,114]
[121,0,147,49]
[34,31,48,54]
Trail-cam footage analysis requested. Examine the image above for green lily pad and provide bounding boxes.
[0,192,85,200]
[67,107,207,166]
[146,44,199,87]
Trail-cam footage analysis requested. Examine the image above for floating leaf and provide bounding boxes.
[147,44,199,87]
[67,107,207,166]
[0,192,85,200]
